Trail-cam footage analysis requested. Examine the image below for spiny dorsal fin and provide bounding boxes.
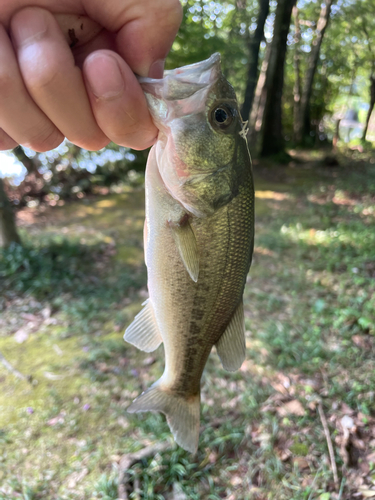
[215,301,246,372]
[124,299,163,352]
[170,220,199,282]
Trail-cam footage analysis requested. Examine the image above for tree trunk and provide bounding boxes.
[12,146,42,177]
[362,75,375,141]
[332,118,341,152]
[249,40,271,134]
[241,0,270,121]
[259,0,296,157]
[0,178,21,248]
[300,0,335,140]
[292,6,302,143]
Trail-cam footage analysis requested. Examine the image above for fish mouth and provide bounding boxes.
[138,53,221,101]
[162,53,221,82]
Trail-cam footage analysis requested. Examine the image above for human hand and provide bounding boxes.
[0,0,182,152]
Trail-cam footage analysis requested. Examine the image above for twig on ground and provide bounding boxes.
[0,351,29,382]
[118,440,171,499]
[318,402,339,490]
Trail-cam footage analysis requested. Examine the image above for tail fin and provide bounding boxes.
[127,382,200,454]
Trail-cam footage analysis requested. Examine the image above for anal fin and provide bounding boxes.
[215,301,246,372]
[124,299,162,352]
[170,219,199,282]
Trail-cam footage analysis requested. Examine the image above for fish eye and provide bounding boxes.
[210,104,235,130]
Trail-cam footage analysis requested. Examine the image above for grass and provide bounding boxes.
[0,150,375,499]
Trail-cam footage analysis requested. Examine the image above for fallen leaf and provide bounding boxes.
[276,400,305,417]
[41,307,51,320]
[97,362,110,372]
[47,413,65,426]
[14,328,29,344]
[271,382,289,395]
[67,468,88,488]
[319,493,330,500]
[358,490,375,498]
[20,313,39,322]
[44,371,65,380]
[341,415,354,429]
[341,403,354,415]
[117,417,129,430]
[143,356,156,366]
[293,456,310,470]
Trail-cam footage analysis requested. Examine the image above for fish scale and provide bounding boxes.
[124,54,254,453]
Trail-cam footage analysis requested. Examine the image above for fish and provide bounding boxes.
[124,53,254,454]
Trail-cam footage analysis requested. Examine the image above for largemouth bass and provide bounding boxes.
[125,54,254,453]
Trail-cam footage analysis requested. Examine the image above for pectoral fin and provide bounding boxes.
[215,301,246,372]
[170,221,199,282]
[124,299,163,352]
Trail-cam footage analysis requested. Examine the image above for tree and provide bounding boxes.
[362,75,375,141]
[0,178,21,248]
[292,5,302,143]
[360,14,375,141]
[241,0,270,121]
[298,0,336,142]
[259,0,296,156]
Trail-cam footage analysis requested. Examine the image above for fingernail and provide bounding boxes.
[11,9,48,47]
[148,59,165,79]
[85,54,124,100]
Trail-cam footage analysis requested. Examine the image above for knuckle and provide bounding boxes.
[0,70,16,96]
[161,0,183,24]
[26,63,61,94]
[0,128,18,150]
[113,128,156,150]
[26,127,63,152]
[77,137,109,152]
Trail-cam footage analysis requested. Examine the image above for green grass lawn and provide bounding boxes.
[0,150,374,499]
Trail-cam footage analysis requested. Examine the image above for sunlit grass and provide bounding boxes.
[0,154,375,498]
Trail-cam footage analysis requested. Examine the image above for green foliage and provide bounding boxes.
[92,473,119,500]
[0,239,90,297]
[4,0,375,191]
[1,152,374,500]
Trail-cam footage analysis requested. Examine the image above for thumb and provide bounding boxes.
[83,0,183,77]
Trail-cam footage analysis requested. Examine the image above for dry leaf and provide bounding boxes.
[271,382,289,395]
[48,415,65,426]
[20,313,39,322]
[358,489,375,498]
[41,307,51,320]
[143,356,156,366]
[341,415,354,429]
[293,456,310,469]
[276,399,306,417]
[67,468,88,488]
[14,328,29,344]
[44,371,65,380]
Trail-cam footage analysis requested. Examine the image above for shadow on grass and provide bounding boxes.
[0,238,146,335]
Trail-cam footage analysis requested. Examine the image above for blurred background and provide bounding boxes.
[0,0,375,499]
